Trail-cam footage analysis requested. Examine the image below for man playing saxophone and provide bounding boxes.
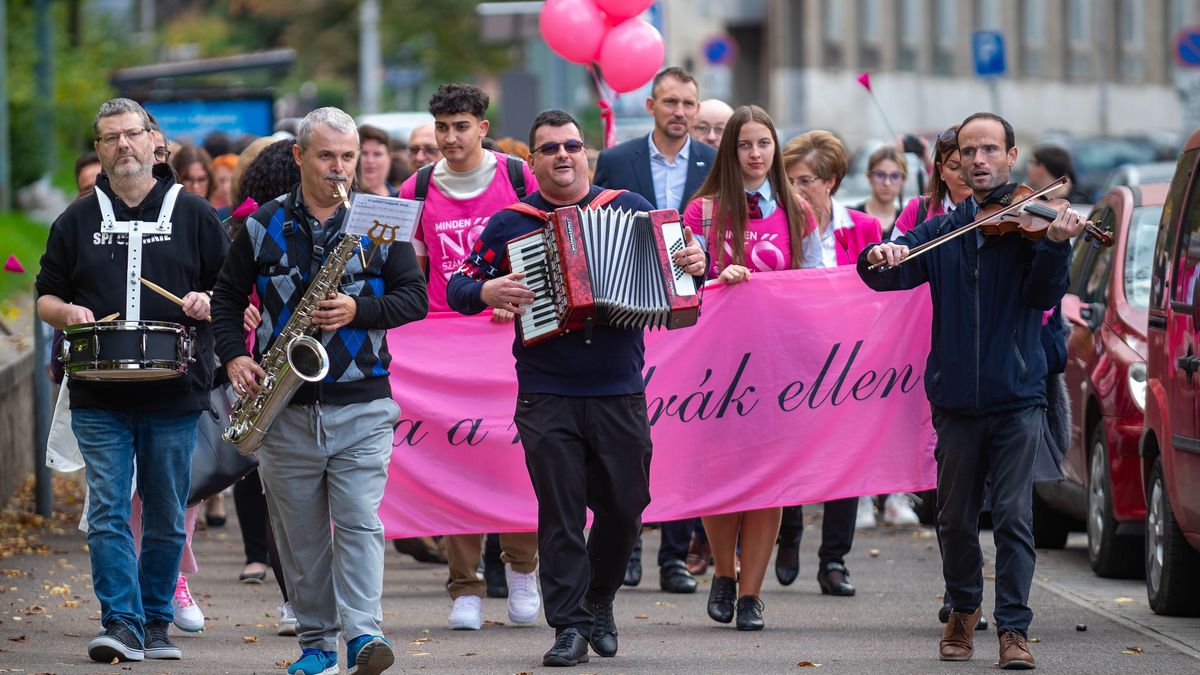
[211,107,428,675]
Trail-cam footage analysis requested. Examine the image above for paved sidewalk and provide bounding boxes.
[1,492,1198,674]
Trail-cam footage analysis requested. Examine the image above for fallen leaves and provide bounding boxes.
[1114,597,1135,605]
[6,635,25,643]
[242,635,258,643]
[868,549,880,557]
[797,661,823,667]
[1122,646,1144,655]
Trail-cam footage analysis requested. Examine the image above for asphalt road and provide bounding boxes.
[1,503,1197,674]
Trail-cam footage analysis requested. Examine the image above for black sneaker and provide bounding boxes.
[88,622,144,662]
[542,627,590,667]
[587,599,618,657]
[144,619,182,660]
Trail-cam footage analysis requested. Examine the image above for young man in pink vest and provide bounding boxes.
[398,82,542,631]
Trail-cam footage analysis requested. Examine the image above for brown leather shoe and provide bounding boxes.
[938,607,982,661]
[998,630,1036,669]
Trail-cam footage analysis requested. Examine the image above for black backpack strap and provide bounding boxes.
[414,163,435,201]
[506,155,527,199]
[916,195,930,226]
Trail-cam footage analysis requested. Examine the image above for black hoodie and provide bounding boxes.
[37,167,228,411]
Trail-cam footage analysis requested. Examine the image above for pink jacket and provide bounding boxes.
[833,206,883,266]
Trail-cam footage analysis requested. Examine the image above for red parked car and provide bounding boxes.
[1035,185,1165,578]
[1141,132,1200,616]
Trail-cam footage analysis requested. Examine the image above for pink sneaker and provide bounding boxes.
[171,574,205,632]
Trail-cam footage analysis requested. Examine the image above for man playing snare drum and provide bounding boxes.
[36,98,227,664]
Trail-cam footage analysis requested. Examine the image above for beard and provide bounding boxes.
[108,154,152,180]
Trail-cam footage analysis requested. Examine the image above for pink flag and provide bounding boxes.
[857,71,872,92]
[379,267,936,538]
[3,255,24,273]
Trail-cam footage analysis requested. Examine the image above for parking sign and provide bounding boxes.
[972,31,1007,78]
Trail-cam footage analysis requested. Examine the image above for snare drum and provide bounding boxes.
[62,320,193,381]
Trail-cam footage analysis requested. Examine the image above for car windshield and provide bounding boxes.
[1125,204,1164,309]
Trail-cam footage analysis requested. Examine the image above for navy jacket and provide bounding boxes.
[446,186,655,396]
[856,185,1073,415]
[593,134,715,211]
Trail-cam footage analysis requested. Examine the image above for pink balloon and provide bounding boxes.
[598,19,664,93]
[539,0,609,65]
[596,0,654,21]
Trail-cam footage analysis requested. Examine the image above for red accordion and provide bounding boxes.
[505,205,700,346]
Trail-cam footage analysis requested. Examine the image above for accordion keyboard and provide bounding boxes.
[508,233,559,342]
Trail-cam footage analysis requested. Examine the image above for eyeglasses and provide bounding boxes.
[534,139,585,156]
[182,175,209,186]
[97,128,149,147]
[789,175,820,189]
[154,147,171,163]
[693,124,725,137]
[937,128,957,144]
[407,145,439,156]
[869,171,905,184]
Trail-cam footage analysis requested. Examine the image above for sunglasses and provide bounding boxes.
[869,171,904,184]
[938,128,957,144]
[534,139,585,156]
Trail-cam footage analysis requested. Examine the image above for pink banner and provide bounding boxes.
[380,266,937,538]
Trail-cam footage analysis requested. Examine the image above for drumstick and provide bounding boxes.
[139,276,211,321]
[98,312,119,322]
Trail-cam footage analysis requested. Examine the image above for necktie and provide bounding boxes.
[746,192,763,220]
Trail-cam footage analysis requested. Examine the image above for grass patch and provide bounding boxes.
[0,211,50,307]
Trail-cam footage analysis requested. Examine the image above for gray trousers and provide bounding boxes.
[257,398,398,652]
[934,405,1041,637]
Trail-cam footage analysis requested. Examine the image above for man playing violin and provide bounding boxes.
[857,112,1086,670]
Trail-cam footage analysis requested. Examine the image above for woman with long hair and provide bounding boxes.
[893,125,972,238]
[171,144,214,201]
[681,105,815,631]
[771,130,883,598]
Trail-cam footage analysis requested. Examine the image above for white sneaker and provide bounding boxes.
[277,602,298,636]
[883,493,921,526]
[171,574,205,632]
[505,564,541,624]
[855,496,878,530]
[448,595,483,630]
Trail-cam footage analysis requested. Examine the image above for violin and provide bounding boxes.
[869,177,1113,272]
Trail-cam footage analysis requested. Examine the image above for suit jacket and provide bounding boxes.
[593,134,716,212]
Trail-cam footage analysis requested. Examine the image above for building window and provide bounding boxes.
[1020,0,1045,77]
[1121,0,1146,79]
[1068,0,1093,79]
[859,0,882,69]
[934,0,957,75]
[823,0,844,67]
[899,0,922,72]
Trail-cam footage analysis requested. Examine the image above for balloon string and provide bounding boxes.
[588,63,619,149]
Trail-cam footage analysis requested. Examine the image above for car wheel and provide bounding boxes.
[1144,456,1200,616]
[1032,492,1069,549]
[1086,424,1143,578]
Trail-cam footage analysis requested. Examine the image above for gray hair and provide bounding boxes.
[93,98,152,139]
[297,107,358,150]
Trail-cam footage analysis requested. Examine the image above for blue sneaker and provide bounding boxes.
[288,648,338,675]
[347,634,395,675]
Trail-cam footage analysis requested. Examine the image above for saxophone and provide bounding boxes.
[223,183,362,455]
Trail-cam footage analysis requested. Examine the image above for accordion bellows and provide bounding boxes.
[507,205,700,346]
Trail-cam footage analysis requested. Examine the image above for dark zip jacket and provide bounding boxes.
[210,186,428,406]
[36,167,228,411]
[856,184,1072,415]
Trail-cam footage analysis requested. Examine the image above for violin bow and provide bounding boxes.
[870,177,1067,272]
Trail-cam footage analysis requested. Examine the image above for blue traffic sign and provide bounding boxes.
[972,31,1007,78]
[701,34,737,66]
[1175,27,1200,67]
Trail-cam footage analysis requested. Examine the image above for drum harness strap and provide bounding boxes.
[95,183,184,321]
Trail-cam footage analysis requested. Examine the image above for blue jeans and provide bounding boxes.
[72,409,199,641]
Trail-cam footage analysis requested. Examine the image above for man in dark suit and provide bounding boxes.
[593,66,715,596]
